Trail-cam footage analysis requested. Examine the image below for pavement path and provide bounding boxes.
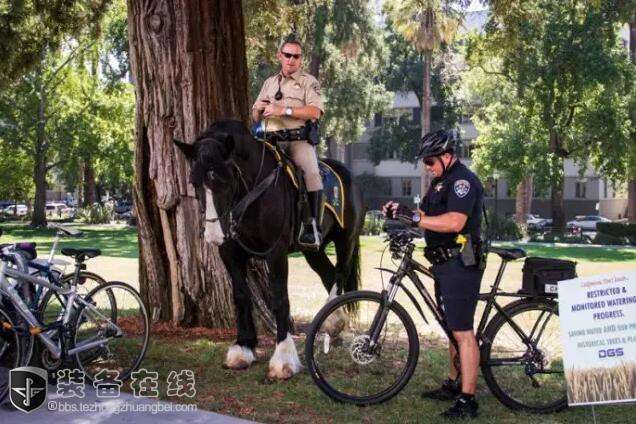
[0,385,256,424]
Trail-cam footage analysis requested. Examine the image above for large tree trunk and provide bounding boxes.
[627,13,636,222]
[31,63,47,227]
[83,157,97,206]
[127,0,270,328]
[515,174,533,226]
[420,50,433,198]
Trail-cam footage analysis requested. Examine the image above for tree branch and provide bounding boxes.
[44,40,96,94]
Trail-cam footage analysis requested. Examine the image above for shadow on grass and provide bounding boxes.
[501,243,636,262]
[0,223,138,259]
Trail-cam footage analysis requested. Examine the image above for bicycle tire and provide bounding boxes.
[0,305,22,402]
[480,298,567,413]
[70,281,149,382]
[305,290,419,405]
[1,297,33,368]
[31,270,110,371]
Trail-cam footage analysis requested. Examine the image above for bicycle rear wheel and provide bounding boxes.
[71,281,149,382]
[0,305,22,402]
[481,298,566,413]
[305,290,419,405]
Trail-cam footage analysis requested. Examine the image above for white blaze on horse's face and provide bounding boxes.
[204,188,225,245]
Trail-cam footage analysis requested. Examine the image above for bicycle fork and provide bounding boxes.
[367,246,413,351]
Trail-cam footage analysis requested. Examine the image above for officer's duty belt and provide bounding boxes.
[264,120,320,145]
[424,246,462,265]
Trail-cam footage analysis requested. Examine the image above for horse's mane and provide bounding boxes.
[196,119,252,142]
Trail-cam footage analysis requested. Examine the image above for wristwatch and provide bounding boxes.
[285,107,293,117]
[411,212,421,227]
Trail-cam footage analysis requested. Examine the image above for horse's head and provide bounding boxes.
[174,132,235,194]
[174,131,238,246]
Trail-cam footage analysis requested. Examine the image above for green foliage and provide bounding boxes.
[596,222,636,245]
[0,0,109,86]
[592,232,630,246]
[465,1,634,230]
[76,203,113,224]
[529,232,593,244]
[363,213,385,236]
[484,210,522,241]
[367,115,421,164]
[355,173,391,199]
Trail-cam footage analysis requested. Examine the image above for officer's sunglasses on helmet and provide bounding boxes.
[281,51,301,60]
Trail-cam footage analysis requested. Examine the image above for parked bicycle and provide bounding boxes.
[305,221,567,413]
[0,245,149,402]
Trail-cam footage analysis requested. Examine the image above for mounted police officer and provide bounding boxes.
[383,129,485,420]
[252,36,324,249]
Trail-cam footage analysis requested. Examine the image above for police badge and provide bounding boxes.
[453,179,471,198]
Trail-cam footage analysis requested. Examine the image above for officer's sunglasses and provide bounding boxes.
[423,156,438,167]
[281,51,301,60]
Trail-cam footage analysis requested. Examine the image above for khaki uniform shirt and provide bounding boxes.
[252,70,324,130]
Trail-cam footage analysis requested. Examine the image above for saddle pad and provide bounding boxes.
[319,161,345,229]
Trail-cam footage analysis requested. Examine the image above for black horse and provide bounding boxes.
[175,119,364,379]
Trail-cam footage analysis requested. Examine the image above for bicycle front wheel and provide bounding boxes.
[71,281,149,382]
[305,290,419,405]
[481,298,566,413]
[0,305,22,402]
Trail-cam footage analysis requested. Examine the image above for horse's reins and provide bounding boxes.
[205,142,288,257]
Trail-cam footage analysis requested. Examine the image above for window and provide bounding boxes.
[412,107,420,122]
[401,179,412,196]
[604,179,608,198]
[352,143,369,160]
[575,182,586,199]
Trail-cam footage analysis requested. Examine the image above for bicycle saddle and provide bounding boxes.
[61,248,102,260]
[490,247,526,261]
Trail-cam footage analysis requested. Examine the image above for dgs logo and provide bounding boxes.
[598,348,624,358]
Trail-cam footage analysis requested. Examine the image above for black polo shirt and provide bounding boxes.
[420,159,484,248]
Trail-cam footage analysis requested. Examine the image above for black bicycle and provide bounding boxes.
[305,222,566,413]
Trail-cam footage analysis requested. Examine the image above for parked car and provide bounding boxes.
[526,214,548,231]
[3,204,28,217]
[45,202,67,216]
[567,215,611,232]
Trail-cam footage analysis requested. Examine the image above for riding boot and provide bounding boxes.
[299,190,323,249]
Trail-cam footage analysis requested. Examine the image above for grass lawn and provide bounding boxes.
[2,222,635,422]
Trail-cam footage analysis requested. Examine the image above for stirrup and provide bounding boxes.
[299,219,321,250]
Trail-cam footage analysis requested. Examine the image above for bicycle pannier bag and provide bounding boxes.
[521,257,577,295]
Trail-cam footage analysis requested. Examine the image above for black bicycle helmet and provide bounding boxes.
[415,129,459,160]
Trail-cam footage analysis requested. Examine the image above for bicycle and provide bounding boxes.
[0,224,108,369]
[305,221,566,413]
[0,247,149,402]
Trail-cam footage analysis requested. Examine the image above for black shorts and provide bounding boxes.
[431,257,484,331]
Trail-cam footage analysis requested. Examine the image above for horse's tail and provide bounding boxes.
[343,235,361,294]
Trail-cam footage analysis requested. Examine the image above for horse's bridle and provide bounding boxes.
[201,142,288,257]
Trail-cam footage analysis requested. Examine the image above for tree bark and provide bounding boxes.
[549,129,566,233]
[31,62,47,227]
[420,50,433,198]
[515,174,533,226]
[627,13,636,222]
[127,0,267,328]
[83,157,97,206]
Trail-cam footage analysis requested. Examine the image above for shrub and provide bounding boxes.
[77,204,113,224]
[484,211,522,241]
[596,222,636,245]
[363,214,384,235]
[593,232,629,246]
[529,232,592,244]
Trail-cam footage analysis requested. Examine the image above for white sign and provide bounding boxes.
[559,271,636,406]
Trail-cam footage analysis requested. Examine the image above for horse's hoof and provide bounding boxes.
[266,364,296,380]
[267,333,302,380]
[224,344,255,370]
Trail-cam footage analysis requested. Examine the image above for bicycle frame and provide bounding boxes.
[0,261,122,360]
[371,241,557,355]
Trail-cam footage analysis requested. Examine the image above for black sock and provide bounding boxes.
[459,392,475,401]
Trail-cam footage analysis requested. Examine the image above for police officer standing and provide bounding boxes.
[383,129,485,419]
[252,36,325,249]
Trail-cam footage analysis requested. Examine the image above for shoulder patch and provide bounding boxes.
[453,179,471,198]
